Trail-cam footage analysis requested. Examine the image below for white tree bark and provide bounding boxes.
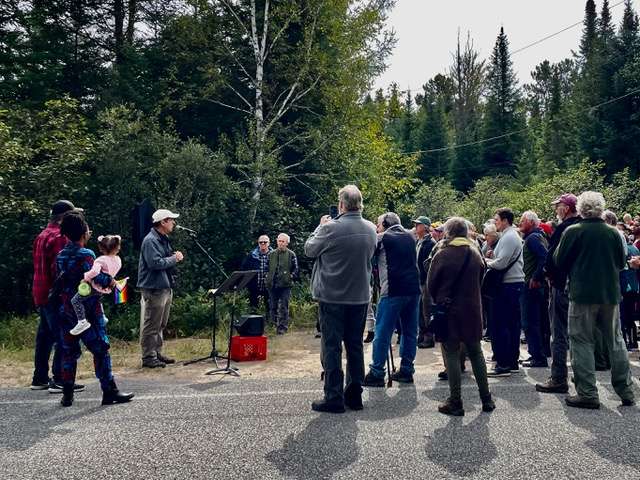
[218,0,320,227]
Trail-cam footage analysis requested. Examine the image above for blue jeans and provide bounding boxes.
[32,303,62,384]
[370,295,420,377]
[521,287,547,364]
[491,282,524,368]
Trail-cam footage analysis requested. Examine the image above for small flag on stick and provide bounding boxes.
[114,277,129,304]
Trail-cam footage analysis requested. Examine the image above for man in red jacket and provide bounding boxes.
[31,200,84,392]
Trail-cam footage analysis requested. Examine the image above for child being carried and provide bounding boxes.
[70,234,122,335]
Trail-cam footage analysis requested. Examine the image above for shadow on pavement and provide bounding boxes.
[0,402,103,451]
[264,385,418,479]
[563,402,640,472]
[423,414,497,477]
[265,412,358,480]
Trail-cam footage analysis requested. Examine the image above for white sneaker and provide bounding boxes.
[70,319,91,335]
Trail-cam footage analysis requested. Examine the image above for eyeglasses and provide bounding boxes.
[258,241,268,244]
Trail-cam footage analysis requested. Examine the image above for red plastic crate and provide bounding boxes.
[230,335,268,362]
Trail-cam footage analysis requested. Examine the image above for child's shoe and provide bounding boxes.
[70,319,91,335]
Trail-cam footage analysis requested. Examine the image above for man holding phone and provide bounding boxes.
[305,185,377,413]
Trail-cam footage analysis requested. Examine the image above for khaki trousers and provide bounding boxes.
[140,288,173,360]
[568,302,634,402]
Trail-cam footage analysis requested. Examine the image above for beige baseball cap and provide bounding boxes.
[152,209,180,223]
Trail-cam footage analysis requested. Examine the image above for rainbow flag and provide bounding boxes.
[114,277,129,304]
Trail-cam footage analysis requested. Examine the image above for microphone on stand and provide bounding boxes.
[175,224,197,235]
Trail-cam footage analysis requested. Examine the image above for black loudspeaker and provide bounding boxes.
[234,315,265,336]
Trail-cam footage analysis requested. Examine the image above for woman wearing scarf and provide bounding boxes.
[427,217,495,416]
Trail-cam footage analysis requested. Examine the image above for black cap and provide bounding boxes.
[50,200,78,217]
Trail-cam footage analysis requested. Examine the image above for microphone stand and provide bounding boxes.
[182,230,229,367]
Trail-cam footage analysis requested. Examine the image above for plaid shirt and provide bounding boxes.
[257,251,269,292]
[32,223,69,307]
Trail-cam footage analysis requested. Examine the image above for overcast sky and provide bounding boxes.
[374,0,627,93]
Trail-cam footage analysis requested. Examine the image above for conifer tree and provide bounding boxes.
[580,0,598,61]
[416,81,451,180]
[401,89,415,151]
[482,27,525,175]
[449,32,485,191]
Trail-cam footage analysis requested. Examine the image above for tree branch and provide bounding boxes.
[222,40,256,85]
[223,81,253,111]
[220,0,258,56]
[205,98,252,115]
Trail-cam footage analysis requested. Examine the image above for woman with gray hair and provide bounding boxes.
[427,217,495,416]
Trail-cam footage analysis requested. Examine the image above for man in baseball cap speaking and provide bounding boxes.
[137,208,184,368]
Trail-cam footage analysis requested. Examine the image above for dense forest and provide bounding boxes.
[1,0,639,316]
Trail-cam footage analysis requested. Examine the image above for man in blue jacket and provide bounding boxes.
[137,209,184,368]
[519,211,548,368]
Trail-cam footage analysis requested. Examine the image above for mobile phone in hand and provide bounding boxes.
[330,205,338,218]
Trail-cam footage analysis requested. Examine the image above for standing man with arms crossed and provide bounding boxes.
[137,209,184,369]
[305,185,377,413]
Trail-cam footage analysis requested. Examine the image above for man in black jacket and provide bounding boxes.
[536,194,580,393]
[364,212,421,386]
[413,216,436,348]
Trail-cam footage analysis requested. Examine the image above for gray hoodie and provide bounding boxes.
[305,212,377,305]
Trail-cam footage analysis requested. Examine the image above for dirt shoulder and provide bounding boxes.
[0,330,449,388]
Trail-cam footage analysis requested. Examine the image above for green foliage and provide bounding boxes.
[413,178,460,222]
[0,314,39,350]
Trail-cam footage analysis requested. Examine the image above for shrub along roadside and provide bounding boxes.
[0,289,318,351]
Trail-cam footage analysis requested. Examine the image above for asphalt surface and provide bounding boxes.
[2,364,640,480]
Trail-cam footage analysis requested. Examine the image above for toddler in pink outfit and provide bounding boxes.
[70,235,122,335]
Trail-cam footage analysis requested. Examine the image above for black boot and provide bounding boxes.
[481,394,496,412]
[438,398,464,416]
[102,380,134,406]
[60,384,74,407]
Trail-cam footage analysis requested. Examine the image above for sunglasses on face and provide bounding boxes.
[259,241,268,244]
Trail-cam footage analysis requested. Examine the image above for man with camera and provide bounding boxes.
[305,185,377,413]
[137,208,184,369]
[364,212,421,387]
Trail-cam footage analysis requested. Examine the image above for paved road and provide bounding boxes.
[2,365,640,480]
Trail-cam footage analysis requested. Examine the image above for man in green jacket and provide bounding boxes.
[553,191,635,409]
[266,233,299,335]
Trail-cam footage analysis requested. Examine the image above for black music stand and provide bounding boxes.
[182,231,229,368]
[205,270,258,377]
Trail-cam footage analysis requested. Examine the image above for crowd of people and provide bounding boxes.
[306,185,638,415]
[30,203,187,405]
[28,186,640,415]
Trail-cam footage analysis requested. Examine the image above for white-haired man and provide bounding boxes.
[554,191,634,409]
[266,233,299,335]
[519,210,548,368]
[305,185,377,413]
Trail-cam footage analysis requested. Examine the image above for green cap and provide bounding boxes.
[412,216,431,226]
